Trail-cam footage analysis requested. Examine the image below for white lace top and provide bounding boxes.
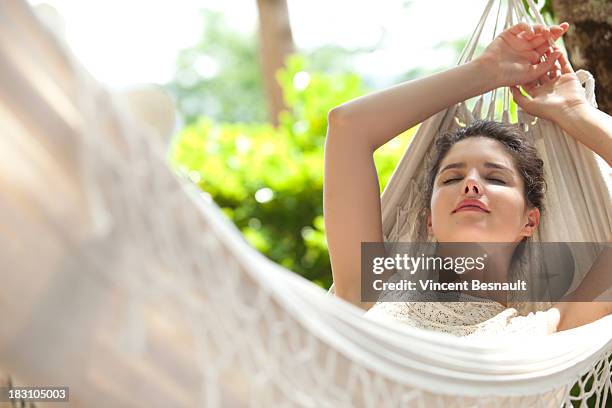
[364,291,559,337]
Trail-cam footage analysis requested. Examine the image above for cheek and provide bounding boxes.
[433,183,456,201]
[430,187,452,219]
[489,188,526,219]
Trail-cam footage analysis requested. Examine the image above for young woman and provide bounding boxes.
[324,22,612,334]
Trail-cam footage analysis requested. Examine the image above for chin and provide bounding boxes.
[437,229,492,243]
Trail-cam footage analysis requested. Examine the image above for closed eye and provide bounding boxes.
[487,178,506,184]
[442,177,506,185]
[442,178,461,184]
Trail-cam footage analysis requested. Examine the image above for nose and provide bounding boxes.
[462,171,483,196]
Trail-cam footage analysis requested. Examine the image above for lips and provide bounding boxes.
[453,199,490,214]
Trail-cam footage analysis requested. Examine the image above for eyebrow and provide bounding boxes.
[438,162,514,175]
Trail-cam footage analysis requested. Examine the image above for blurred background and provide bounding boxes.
[27,0,612,289]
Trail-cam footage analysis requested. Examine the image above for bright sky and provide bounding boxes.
[28,0,494,89]
[23,1,612,179]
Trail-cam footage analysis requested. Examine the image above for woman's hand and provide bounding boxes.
[510,48,590,123]
[511,46,612,166]
[476,22,568,89]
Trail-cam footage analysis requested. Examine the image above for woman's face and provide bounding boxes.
[428,136,540,243]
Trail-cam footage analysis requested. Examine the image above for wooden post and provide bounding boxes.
[256,0,295,126]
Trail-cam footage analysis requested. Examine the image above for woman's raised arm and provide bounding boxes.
[324,23,567,309]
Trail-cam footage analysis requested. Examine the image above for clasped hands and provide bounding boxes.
[476,21,589,123]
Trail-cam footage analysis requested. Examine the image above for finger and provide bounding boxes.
[500,29,531,50]
[549,25,565,34]
[549,69,560,80]
[533,45,556,63]
[548,26,566,41]
[531,28,567,53]
[528,24,550,44]
[559,22,570,30]
[546,62,561,81]
[522,81,539,97]
[535,41,554,55]
[510,86,532,110]
[549,24,568,36]
[524,49,541,64]
[551,65,562,79]
[542,62,563,83]
[544,46,554,57]
[536,67,551,84]
[509,22,534,36]
[527,52,562,81]
[529,41,552,63]
[518,31,535,40]
[531,24,546,35]
[558,51,574,74]
[534,23,567,41]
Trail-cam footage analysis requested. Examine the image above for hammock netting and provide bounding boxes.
[0,0,610,406]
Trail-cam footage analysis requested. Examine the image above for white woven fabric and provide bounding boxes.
[0,0,610,407]
[364,291,560,338]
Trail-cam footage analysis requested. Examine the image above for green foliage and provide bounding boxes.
[568,355,611,408]
[167,9,268,124]
[166,10,379,126]
[170,54,414,289]
[522,0,555,21]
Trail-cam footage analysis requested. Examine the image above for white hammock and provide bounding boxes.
[0,0,610,407]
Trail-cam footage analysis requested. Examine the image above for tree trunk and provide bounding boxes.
[550,0,612,114]
[256,0,295,126]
